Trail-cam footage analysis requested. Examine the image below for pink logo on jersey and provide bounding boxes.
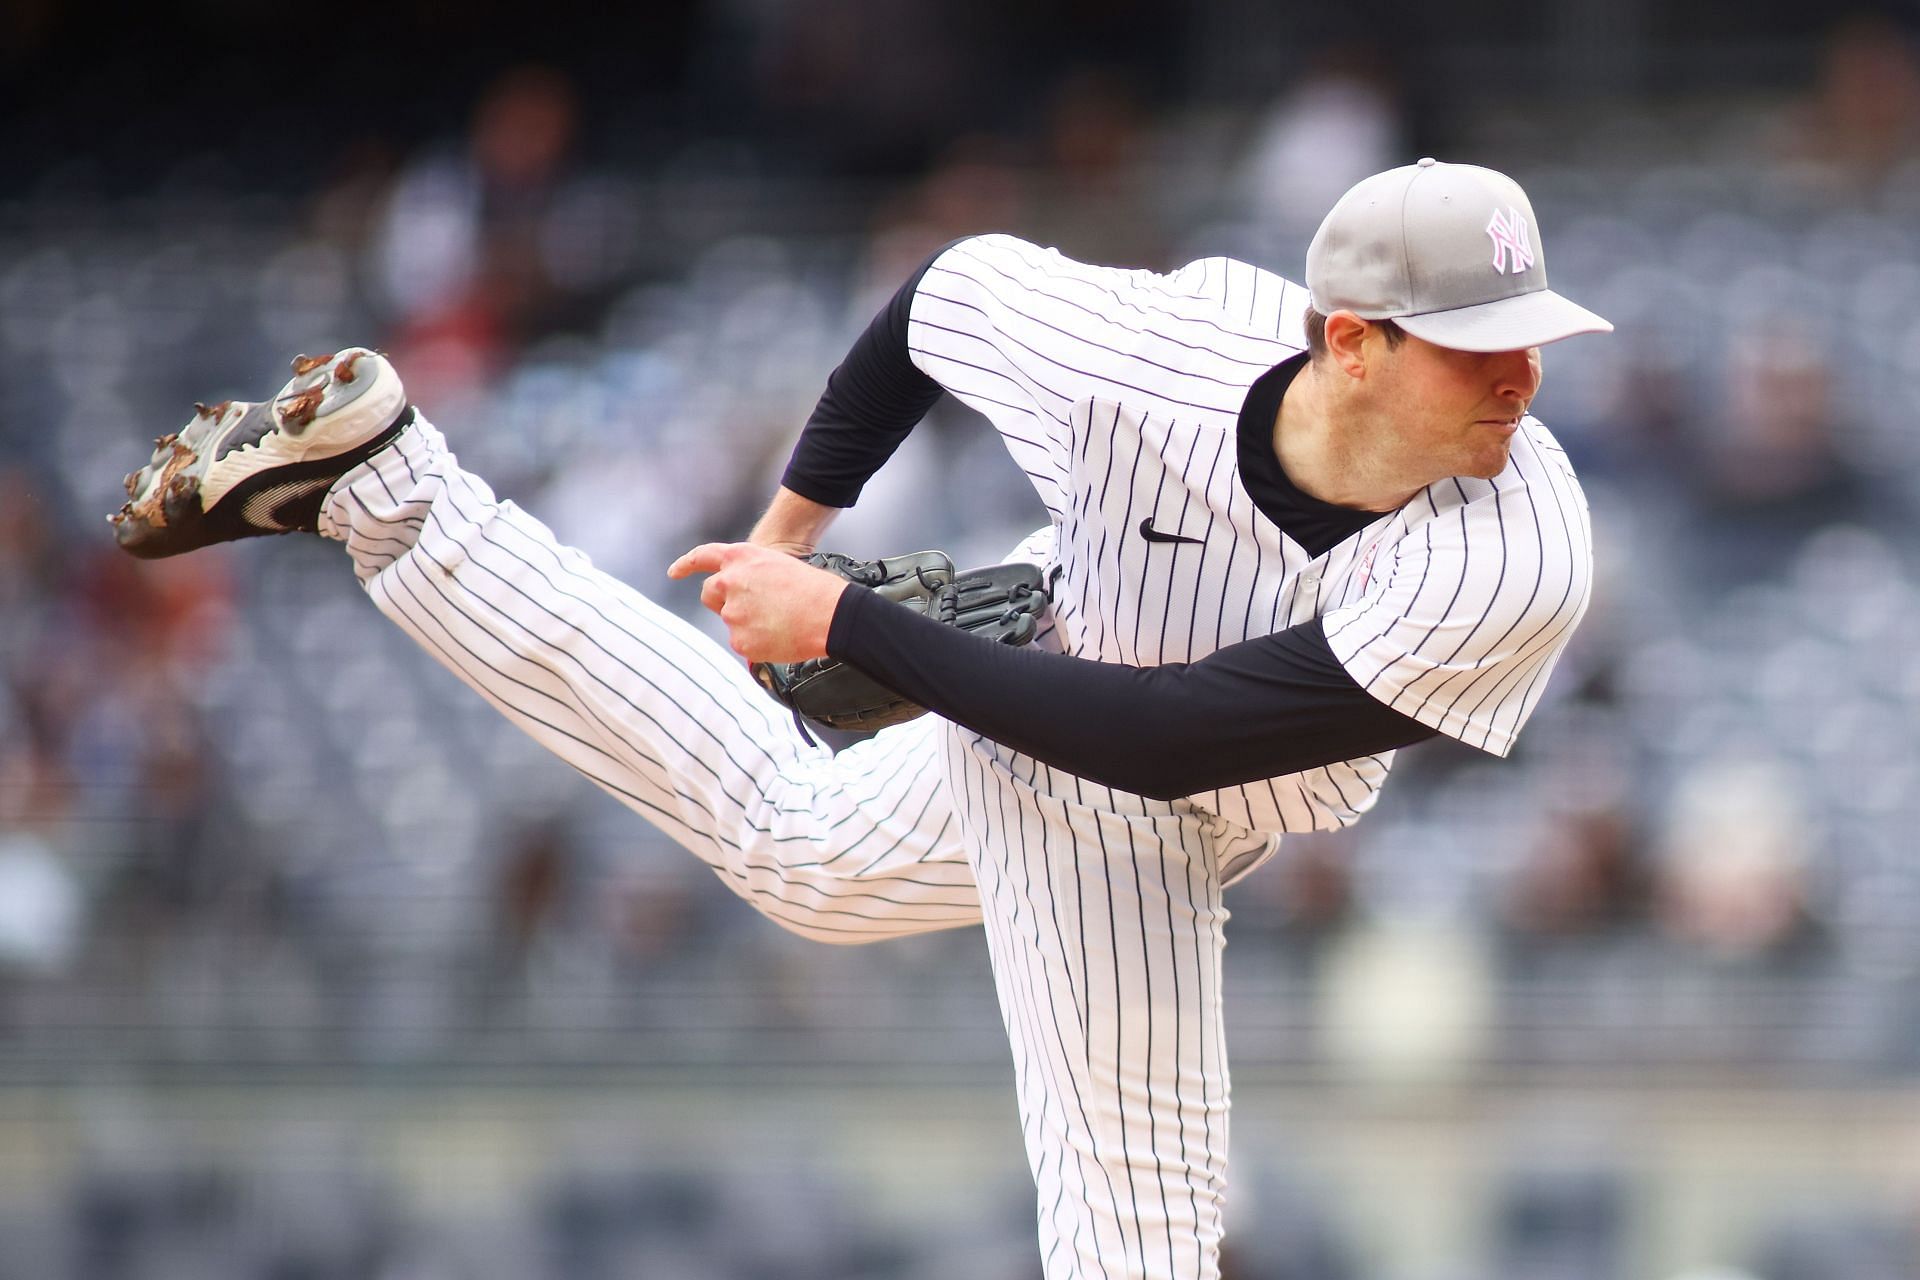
[1486,207,1534,275]
[1356,541,1381,592]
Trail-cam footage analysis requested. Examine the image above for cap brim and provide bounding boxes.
[1393,289,1613,352]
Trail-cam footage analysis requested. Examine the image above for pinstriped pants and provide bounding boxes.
[320,416,1245,1279]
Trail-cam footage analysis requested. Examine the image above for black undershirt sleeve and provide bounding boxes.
[779,241,965,507]
[826,586,1439,802]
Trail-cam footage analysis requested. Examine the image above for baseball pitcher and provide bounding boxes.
[113,159,1610,1279]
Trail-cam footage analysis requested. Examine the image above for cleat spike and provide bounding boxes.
[333,352,362,383]
[277,383,326,428]
[290,353,335,377]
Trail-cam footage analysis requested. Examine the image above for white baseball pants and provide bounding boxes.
[321,415,1266,1280]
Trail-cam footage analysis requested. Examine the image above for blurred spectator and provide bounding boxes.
[1318,916,1495,1087]
[1653,757,1823,965]
[1678,320,1876,587]
[1251,831,1362,968]
[1237,51,1403,238]
[478,813,584,1022]
[0,714,67,840]
[1500,803,1651,944]
[858,137,1035,301]
[1775,12,1920,192]
[373,66,586,405]
[492,816,576,957]
[0,830,82,977]
[0,469,57,655]
[748,0,985,175]
[1027,68,1170,267]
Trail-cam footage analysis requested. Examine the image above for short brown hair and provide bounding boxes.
[1304,307,1407,361]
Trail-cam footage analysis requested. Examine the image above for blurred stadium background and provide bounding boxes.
[6,1,1920,1276]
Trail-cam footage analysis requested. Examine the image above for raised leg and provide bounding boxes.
[315,408,983,943]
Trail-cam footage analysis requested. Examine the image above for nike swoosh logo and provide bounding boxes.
[1139,517,1205,546]
[242,476,333,531]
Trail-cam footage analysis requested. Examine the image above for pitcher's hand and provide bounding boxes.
[668,542,849,663]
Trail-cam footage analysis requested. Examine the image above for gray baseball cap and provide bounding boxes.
[1305,158,1612,352]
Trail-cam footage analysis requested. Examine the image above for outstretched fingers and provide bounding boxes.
[666,541,844,664]
[667,541,739,580]
[670,542,743,618]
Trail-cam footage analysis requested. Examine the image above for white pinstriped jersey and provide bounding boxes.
[909,234,1593,833]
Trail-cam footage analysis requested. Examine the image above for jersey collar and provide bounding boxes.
[1236,353,1388,558]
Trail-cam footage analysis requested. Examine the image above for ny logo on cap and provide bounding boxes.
[1486,207,1535,275]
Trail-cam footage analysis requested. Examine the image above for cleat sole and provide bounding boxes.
[111,347,409,560]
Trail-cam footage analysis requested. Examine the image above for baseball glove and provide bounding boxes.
[751,550,1050,733]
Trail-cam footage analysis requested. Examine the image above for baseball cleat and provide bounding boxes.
[110,348,413,559]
